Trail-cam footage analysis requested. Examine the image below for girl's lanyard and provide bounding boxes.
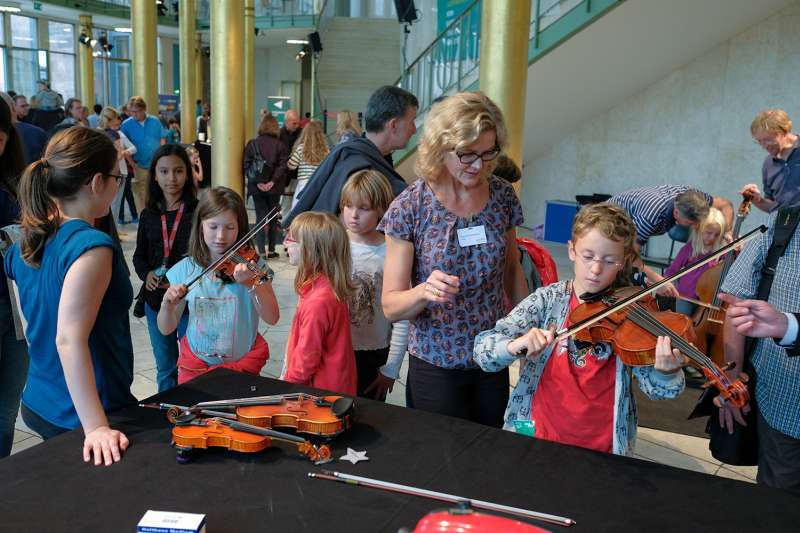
[160,202,185,266]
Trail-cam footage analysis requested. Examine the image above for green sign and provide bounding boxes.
[267,96,291,127]
[33,1,42,10]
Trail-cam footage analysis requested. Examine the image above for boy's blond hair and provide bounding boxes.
[751,109,792,136]
[689,207,726,256]
[571,202,638,287]
[289,212,355,301]
[339,169,395,215]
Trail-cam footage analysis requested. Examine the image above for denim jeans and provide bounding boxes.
[144,302,188,392]
[0,296,29,457]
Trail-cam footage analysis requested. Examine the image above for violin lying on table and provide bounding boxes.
[141,393,354,463]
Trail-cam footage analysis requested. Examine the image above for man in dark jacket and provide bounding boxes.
[284,86,417,228]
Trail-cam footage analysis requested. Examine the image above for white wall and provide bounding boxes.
[253,45,302,137]
[520,0,800,257]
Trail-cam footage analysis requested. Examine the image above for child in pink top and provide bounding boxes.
[284,212,357,395]
[665,207,728,315]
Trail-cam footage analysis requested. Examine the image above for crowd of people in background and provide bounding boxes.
[1,80,799,492]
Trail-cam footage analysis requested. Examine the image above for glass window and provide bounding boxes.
[0,51,6,93]
[48,22,75,53]
[94,57,106,108]
[0,14,5,44]
[109,31,130,59]
[50,52,75,101]
[109,60,131,107]
[10,48,38,96]
[11,15,37,49]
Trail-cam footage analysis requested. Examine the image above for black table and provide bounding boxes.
[1,369,797,532]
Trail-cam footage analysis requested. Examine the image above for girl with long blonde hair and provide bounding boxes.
[665,207,728,315]
[288,120,330,210]
[283,211,356,395]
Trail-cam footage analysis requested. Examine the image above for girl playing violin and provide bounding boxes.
[664,207,728,316]
[474,203,685,456]
[158,187,279,384]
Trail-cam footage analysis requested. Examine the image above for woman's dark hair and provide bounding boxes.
[146,143,197,212]
[0,97,26,197]
[18,127,117,267]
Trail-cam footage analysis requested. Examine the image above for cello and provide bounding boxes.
[691,193,753,365]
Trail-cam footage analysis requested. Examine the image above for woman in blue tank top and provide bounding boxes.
[4,127,135,466]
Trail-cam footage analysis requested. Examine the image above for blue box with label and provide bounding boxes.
[544,200,580,244]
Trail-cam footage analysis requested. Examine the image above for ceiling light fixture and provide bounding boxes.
[0,3,21,13]
[286,39,309,45]
[114,27,132,33]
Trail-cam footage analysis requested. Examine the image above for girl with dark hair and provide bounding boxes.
[4,127,136,466]
[132,144,197,391]
[0,96,29,458]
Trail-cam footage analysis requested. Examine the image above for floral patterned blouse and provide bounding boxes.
[378,176,523,369]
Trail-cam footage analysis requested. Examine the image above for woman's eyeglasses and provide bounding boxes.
[107,173,125,186]
[453,146,501,165]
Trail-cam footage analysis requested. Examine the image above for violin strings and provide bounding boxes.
[626,305,724,381]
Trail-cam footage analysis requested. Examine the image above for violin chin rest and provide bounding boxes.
[332,397,355,418]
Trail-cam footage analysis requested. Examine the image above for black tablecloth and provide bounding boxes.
[0,369,797,532]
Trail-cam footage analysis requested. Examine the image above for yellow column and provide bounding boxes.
[179,0,196,143]
[195,33,204,105]
[479,0,531,192]
[244,0,255,141]
[131,0,158,113]
[210,0,245,195]
[78,15,94,109]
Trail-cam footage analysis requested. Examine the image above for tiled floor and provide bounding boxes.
[8,225,756,483]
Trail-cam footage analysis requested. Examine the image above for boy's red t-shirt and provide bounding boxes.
[284,275,357,396]
[531,292,616,453]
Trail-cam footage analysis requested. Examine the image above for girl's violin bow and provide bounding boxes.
[554,225,766,344]
[184,206,281,291]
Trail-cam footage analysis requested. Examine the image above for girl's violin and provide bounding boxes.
[212,243,270,285]
[184,207,281,291]
[569,286,749,408]
[170,415,332,464]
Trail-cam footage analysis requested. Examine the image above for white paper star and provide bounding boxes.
[339,448,369,464]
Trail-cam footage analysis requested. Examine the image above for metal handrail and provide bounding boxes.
[389,0,623,165]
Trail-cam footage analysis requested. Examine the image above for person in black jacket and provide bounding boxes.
[0,96,29,458]
[283,86,418,228]
[132,144,197,392]
[244,113,289,258]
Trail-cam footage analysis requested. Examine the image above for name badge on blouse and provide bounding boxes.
[457,225,487,247]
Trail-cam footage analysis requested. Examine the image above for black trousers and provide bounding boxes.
[408,355,509,428]
[118,175,137,221]
[757,408,800,491]
[355,347,390,400]
[252,193,281,253]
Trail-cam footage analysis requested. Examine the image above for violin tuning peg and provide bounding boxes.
[721,361,736,371]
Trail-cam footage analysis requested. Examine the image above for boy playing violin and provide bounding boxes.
[474,203,685,456]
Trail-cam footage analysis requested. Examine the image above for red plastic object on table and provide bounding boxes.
[411,509,552,533]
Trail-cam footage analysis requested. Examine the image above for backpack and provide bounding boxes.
[517,237,559,292]
[244,140,271,184]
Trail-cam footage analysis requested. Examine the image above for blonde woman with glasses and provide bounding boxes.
[379,91,528,427]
